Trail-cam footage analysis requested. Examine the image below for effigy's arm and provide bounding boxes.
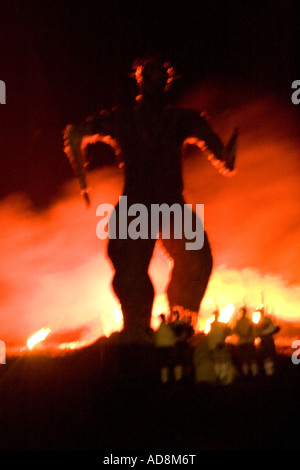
[63,121,91,205]
[63,113,120,206]
[185,111,238,176]
[208,125,238,176]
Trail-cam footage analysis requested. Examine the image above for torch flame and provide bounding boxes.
[252,310,261,324]
[27,328,51,350]
[203,303,235,334]
[218,303,235,323]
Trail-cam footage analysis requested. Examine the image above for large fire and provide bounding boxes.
[1,83,300,355]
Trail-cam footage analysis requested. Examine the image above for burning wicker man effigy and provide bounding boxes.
[63,57,238,344]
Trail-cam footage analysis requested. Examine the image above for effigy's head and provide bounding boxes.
[131,57,177,98]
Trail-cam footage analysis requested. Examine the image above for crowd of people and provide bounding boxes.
[154,306,280,385]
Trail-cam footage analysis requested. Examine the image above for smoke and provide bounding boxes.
[0,169,123,351]
[1,81,299,352]
[181,81,300,285]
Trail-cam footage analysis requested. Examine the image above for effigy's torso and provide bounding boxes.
[113,106,192,205]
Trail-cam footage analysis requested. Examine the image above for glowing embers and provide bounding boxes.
[131,59,177,92]
[81,133,121,157]
[183,137,207,152]
[27,328,51,350]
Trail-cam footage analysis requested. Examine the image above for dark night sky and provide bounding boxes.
[0,0,299,207]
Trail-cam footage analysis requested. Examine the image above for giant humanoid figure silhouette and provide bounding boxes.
[64,58,238,341]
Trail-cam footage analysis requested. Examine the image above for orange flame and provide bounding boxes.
[101,307,123,338]
[252,310,261,324]
[27,328,51,350]
[202,303,235,334]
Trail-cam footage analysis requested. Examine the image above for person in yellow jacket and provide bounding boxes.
[207,310,233,384]
[255,307,279,376]
[233,307,258,377]
[154,314,177,384]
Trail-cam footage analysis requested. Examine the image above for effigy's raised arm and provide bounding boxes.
[184,110,238,176]
[63,121,92,205]
[208,126,238,176]
[63,112,119,206]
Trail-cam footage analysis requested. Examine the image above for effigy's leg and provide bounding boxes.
[107,235,156,334]
[161,209,213,323]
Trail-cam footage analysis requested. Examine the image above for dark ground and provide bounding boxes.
[0,338,299,452]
